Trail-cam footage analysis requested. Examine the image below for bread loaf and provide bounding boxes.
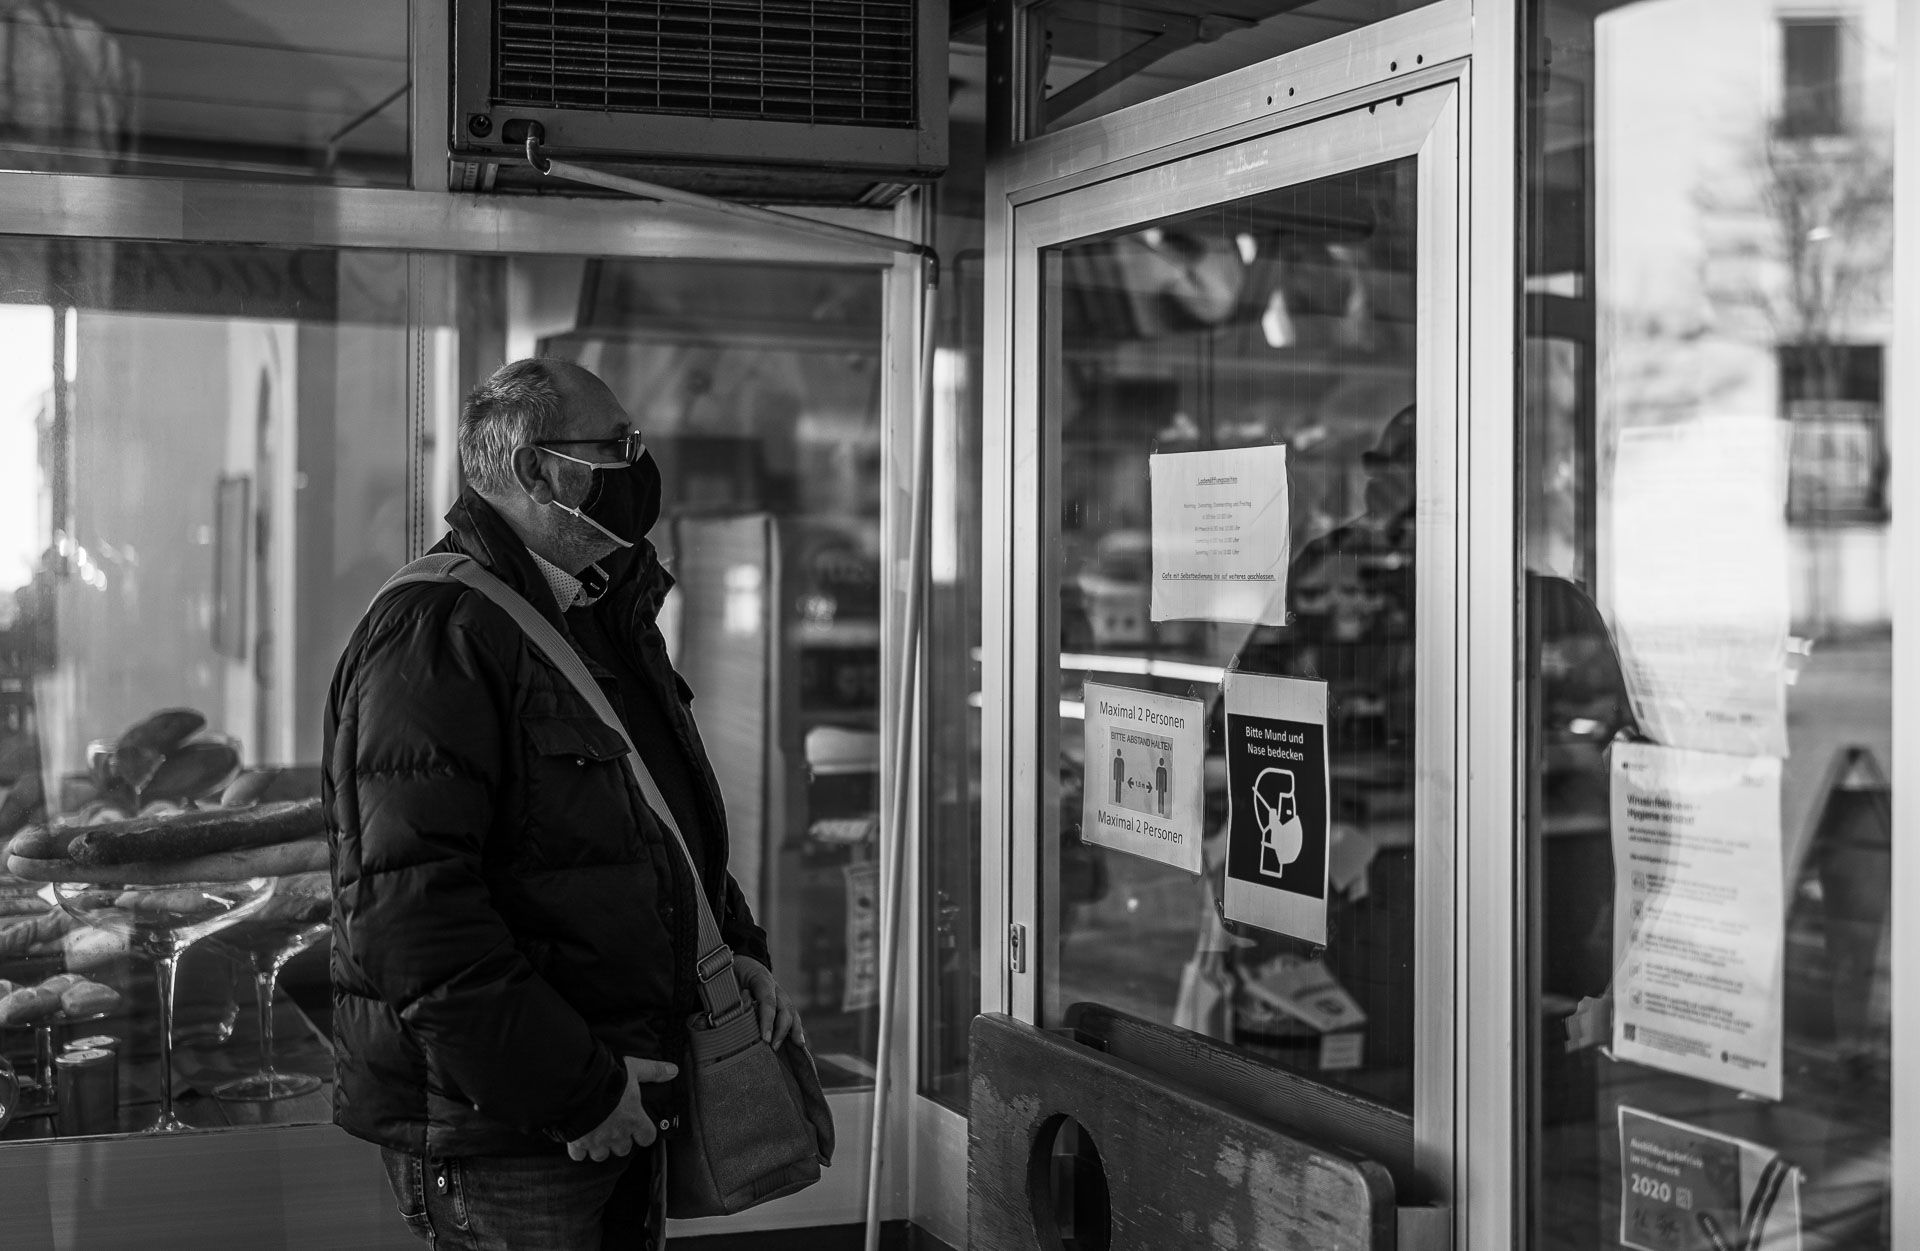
[0,985,59,1026]
[0,910,72,958]
[109,708,206,790]
[67,799,322,866]
[8,834,328,885]
[59,980,119,1017]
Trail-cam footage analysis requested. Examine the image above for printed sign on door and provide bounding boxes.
[1222,672,1331,943]
[1080,682,1206,874]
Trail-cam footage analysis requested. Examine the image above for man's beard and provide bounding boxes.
[541,504,623,573]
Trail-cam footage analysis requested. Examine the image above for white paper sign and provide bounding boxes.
[1150,444,1290,625]
[1222,672,1330,942]
[1611,418,1791,757]
[1079,682,1206,873]
[1611,742,1785,1099]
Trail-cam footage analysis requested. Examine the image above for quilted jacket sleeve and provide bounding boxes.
[336,596,628,1142]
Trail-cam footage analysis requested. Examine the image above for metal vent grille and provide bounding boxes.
[494,0,916,128]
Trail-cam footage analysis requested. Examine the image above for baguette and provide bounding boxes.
[9,824,84,860]
[67,799,323,866]
[7,835,328,885]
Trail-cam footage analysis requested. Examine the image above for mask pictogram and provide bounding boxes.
[1252,766,1303,879]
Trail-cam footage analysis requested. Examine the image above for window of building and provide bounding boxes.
[1780,17,1847,138]
[1781,342,1886,524]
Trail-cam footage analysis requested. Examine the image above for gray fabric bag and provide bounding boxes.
[382,553,835,1217]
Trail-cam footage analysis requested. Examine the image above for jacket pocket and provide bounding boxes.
[524,714,628,763]
[519,715,638,868]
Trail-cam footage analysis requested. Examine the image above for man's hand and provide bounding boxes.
[566,1056,680,1162]
[733,955,804,1049]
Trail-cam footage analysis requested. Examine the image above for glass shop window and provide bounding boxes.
[0,240,885,1141]
[919,124,988,1113]
[0,0,409,185]
[540,258,889,1091]
[1523,0,1897,1247]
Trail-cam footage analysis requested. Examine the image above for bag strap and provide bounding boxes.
[377,554,744,1022]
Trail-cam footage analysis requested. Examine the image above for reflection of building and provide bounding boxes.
[1589,0,1896,632]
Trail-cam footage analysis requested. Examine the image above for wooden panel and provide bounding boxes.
[1064,1001,1421,1202]
[969,1014,1395,1251]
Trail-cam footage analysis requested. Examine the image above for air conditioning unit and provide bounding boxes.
[448,0,947,205]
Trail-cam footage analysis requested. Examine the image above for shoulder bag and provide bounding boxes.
[379,553,835,1217]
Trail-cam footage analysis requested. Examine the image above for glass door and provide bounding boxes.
[986,47,1464,1207]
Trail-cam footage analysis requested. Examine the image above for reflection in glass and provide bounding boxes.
[1042,159,1419,1110]
[541,257,889,1088]
[0,1,409,184]
[209,871,330,1102]
[1523,1,1897,1246]
[1033,0,1442,133]
[54,877,275,1132]
[0,241,892,1140]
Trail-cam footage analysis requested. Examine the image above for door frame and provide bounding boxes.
[977,0,1510,1237]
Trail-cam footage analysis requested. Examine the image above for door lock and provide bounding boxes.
[1008,923,1027,974]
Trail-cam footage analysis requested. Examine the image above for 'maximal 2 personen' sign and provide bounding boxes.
[1080,682,1205,874]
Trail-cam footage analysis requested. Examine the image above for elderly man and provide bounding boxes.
[324,358,799,1250]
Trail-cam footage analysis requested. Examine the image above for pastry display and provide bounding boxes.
[0,708,334,1138]
[5,800,326,885]
[0,974,118,1026]
[0,909,75,960]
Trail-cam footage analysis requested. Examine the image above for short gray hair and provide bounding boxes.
[459,358,567,498]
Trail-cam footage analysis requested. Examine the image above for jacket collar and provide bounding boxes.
[440,488,675,626]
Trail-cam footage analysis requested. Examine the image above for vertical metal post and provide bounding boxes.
[409,0,451,191]
[1463,0,1523,1247]
[864,197,938,1251]
[1891,5,1917,1247]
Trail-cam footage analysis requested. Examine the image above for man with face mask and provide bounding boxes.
[324,358,797,1250]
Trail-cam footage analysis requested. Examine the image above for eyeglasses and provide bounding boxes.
[532,431,647,467]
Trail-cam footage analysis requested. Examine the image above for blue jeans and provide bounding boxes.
[380,1147,665,1251]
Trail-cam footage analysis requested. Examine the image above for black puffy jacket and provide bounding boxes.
[323,490,770,1157]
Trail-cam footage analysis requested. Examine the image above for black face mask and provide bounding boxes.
[549,450,662,550]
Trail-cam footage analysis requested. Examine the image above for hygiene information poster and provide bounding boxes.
[1222,672,1330,943]
[1618,1106,1801,1251]
[1611,418,1791,758]
[1149,444,1290,626]
[1611,742,1785,1100]
[1080,682,1206,874]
